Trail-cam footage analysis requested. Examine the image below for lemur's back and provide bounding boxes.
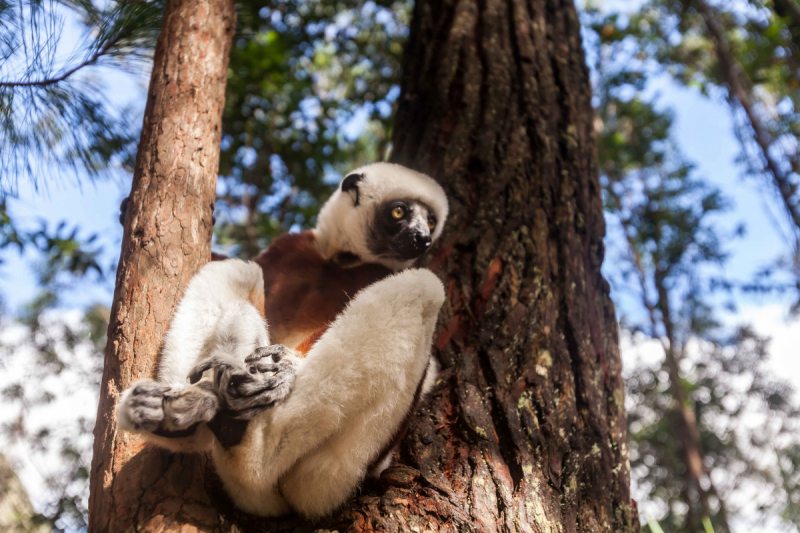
[253,231,391,349]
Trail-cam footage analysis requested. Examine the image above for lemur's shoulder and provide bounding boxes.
[253,230,390,287]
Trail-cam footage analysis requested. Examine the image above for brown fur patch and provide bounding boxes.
[253,231,392,348]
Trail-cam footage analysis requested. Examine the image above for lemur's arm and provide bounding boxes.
[116,259,297,453]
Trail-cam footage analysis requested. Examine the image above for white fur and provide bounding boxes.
[117,259,268,451]
[116,163,449,517]
[158,259,269,386]
[211,268,444,517]
[117,266,445,518]
[314,163,449,270]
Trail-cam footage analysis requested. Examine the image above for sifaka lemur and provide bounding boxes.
[116,163,448,518]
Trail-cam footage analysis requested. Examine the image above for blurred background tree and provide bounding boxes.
[587,2,800,531]
[214,0,410,256]
[3,0,800,531]
[590,0,800,310]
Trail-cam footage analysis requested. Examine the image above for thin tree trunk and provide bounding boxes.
[692,0,800,236]
[87,0,235,531]
[654,271,732,533]
[610,185,703,533]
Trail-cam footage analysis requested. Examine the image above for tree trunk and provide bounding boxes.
[87,0,236,531]
[337,0,634,530]
[89,0,636,531]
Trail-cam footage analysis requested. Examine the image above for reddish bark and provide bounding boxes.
[87,0,236,530]
[368,0,636,530]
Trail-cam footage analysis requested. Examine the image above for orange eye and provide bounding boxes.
[428,220,436,231]
[392,207,405,219]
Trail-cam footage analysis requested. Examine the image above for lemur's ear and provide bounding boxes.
[341,173,364,206]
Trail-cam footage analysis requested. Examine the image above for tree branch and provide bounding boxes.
[693,0,800,237]
[0,38,117,88]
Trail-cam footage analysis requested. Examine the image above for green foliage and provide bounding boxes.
[215,0,409,257]
[0,198,107,531]
[625,327,800,532]
[0,0,162,191]
[589,0,800,306]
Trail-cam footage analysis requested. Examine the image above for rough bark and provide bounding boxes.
[345,0,634,530]
[87,0,236,531]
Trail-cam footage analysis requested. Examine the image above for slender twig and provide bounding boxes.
[0,37,117,88]
[692,0,800,238]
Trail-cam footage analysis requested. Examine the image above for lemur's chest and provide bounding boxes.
[254,232,391,348]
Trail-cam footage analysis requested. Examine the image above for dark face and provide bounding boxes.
[367,198,438,262]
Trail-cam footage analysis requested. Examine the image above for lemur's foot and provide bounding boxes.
[162,382,219,430]
[189,346,298,420]
[119,379,219,433]
[120,380,169,432]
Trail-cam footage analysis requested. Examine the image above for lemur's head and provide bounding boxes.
[314,163,448,271]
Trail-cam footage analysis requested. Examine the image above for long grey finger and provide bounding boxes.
[231,378,280,397]
[248,362,280,374]
[129,395,163,409]
[132,382,170,396]
[245,346,274,363]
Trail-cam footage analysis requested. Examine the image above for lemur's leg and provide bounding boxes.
[115,259,269,452]
[279,271,442,518]
[157,260,268,386]
[214,269,444,518]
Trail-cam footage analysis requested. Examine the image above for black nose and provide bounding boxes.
[414,233,432,249]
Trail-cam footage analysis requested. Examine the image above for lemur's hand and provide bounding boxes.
[119,196,215,228]
[118,197,129,225]
[118,379,219,434]
[188,345,298,420]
